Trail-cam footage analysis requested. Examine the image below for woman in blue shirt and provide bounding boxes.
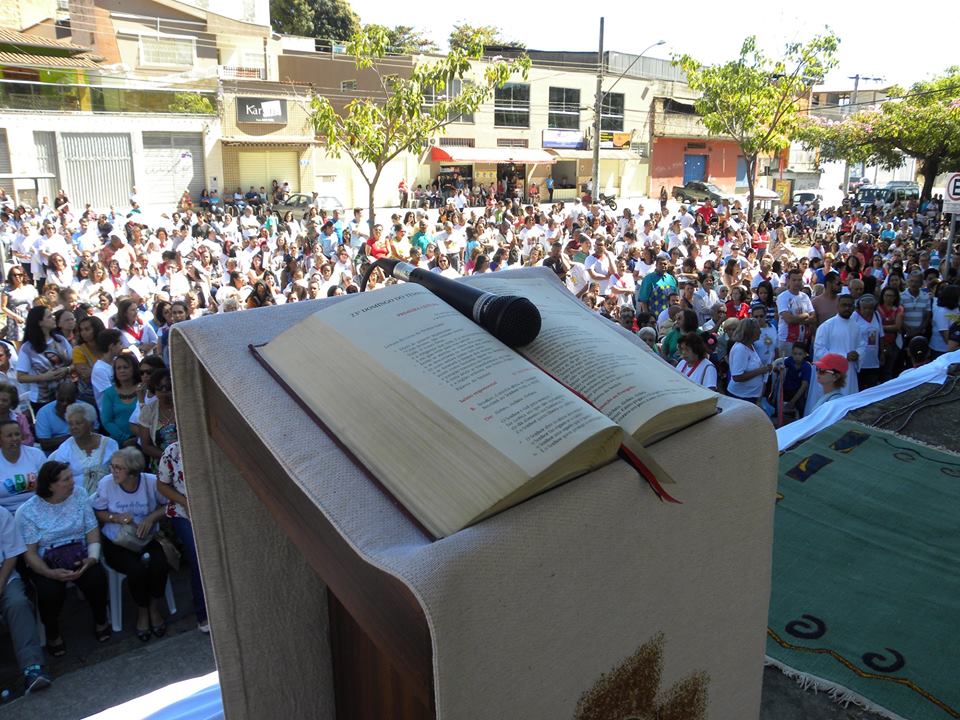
[98,354,140,446]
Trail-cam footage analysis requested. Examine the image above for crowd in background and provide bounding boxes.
[0,179,957,696]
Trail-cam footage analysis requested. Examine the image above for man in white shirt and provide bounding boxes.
[807,294,861,413]
[518,217,545,258]
[238,206,259,240]
[677,205,695,230]
[776,268,815,357]
[584,239,616,296]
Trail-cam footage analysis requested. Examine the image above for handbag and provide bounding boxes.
[43,540,85,570]
[112,523,155,553]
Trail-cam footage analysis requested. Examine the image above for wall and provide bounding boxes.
[0,110,222,210]
[650,136,743,194]
[278,52,413,113]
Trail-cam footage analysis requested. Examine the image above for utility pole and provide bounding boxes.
[841,73,883,199]
[591,17,604,205]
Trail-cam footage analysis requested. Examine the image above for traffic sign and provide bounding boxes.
[946,172,960,213]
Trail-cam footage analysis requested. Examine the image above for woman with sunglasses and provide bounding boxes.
[2,266,38,345]
[811,353,849,411]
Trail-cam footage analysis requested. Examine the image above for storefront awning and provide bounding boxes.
[221,137,314,147]
[545,149,637,161]
[430,147,556,164]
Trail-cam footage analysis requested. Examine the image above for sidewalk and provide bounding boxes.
[4,628,215,720]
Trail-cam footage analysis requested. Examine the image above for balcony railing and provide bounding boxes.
[0,80,218,114]
[219,65,266,80]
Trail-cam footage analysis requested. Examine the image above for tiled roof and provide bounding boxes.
[0,27,92,53]
[0,51,102,69]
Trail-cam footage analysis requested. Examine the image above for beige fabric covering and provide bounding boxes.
[171,268,777,719]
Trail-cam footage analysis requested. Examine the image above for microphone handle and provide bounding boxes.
[393,262,493,325]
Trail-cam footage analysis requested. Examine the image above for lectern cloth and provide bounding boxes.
[170,268,778,720]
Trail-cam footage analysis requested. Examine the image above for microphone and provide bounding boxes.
[387,260,541,347]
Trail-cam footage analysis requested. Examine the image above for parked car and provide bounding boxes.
[884,182,920,205]
[273,193,344,218]
[671,181,732,204]
[854,185,888,208]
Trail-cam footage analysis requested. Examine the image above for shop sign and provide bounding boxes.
[542,129,584,149]
[237,97,288,124]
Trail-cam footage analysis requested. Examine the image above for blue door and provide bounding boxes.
[683,154,707,184]
[736,156,748,187]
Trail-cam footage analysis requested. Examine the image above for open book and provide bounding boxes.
[253,275,716,538]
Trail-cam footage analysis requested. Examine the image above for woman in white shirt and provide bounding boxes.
[675,333,718,390]
[78,262,109,302]
[727,318,771,403]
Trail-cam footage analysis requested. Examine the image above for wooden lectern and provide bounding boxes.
[171,268,778,720]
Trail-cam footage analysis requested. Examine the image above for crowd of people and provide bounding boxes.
[0,179,957,696]
[0,188,208,697]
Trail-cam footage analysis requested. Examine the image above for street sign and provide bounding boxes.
[946,172,960,213]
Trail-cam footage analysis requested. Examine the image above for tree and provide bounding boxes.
[170,93,216,114]
[312,0,360,45]
[448,23,524,53]
[798,68,960,200]
[269,0,315,36]
[310,25,529,228]
[363,24,439,54]
[675,33,839,222]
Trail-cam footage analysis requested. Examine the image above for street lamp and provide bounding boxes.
[591,29,665,203]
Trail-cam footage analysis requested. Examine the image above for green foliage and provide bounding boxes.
[798,67,960,198]
[310,26,529,221]
[169,93,216,114]
[312,0,360,44]
[269,0,315,36]
[448,23,524,53]
[675,32,839,220]
[363,24,439,54]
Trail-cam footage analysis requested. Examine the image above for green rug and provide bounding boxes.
[767,420,960,720]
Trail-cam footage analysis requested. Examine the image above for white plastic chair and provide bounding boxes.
[105,554,177,633]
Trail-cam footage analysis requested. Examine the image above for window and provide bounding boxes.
[630,141,649,158]
[497,138,528,148]
[494,83,530,128]
[139,34,195,67]
[548,87,580,129]
[0,129,10,174]
[340,80,358,91]
[600,92,624,132]
[439,137,476,147]
[422,79,474,124]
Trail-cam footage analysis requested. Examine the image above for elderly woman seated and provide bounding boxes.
[15,460,111,656]
[49,403,118,496]
[92,447,169,642]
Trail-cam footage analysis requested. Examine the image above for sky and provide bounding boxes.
[347,0,955,90]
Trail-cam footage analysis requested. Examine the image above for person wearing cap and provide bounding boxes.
[807,294,860,413]
[811,353,849,410]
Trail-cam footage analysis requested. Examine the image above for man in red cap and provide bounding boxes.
[811,353,849,411]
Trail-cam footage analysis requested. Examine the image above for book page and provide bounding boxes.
[469,276,716,439]
[296,284,619,478]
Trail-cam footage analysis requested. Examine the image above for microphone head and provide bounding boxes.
[485,295,541,347]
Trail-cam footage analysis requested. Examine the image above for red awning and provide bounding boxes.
[430,146,556,164]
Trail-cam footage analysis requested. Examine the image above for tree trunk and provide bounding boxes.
[746,154,757,224]
[919,155,940,202]
[367,165,384,238]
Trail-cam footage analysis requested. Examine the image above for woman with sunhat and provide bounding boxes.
[811,353,849,411]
